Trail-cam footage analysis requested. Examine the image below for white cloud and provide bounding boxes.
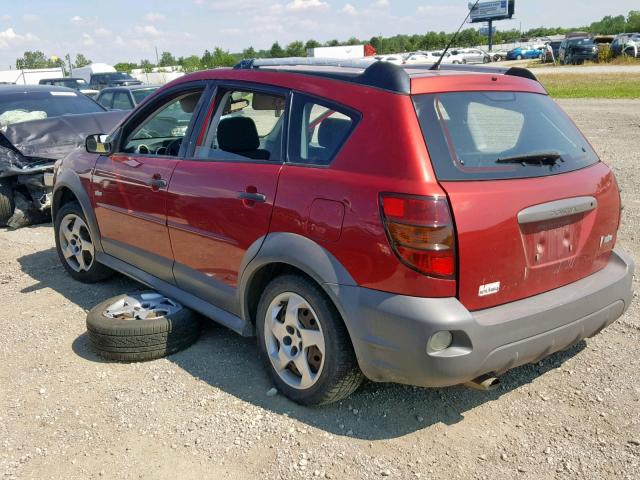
[342,3,356,15]
[286,0,328,11]
[0,27,37,49]
[375,0,389,6]
[94,28,112,38]
[82,33,94,46]
[134,25,161,36]
[71,15,83,23]
[144,12,166,22]
[23,14,39,22]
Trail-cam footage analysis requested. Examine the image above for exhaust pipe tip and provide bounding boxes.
[464,374,501,391]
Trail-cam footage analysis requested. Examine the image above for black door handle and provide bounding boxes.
[237,191,266,203]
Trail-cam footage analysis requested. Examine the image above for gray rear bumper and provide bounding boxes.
[333,250,635,387]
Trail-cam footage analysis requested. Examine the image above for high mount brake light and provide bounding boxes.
[380,194,456,279]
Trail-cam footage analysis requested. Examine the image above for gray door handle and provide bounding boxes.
[148,177,167,189]
[237,191,266,203]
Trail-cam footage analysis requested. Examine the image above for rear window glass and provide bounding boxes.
[413,92,599,181]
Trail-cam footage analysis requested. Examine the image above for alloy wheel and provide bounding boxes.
[264,292,326,390]
[58,214,95,273]
[104,293,182,320]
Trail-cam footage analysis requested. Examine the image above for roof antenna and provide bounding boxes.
[431,0,480,70]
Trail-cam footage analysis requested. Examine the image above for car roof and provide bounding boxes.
[0,84,79,94]
[177,59,544,96]
[99,85,159,93]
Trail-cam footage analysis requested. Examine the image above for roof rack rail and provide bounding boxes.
[233,58,538,94]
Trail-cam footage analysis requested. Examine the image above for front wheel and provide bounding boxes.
[256,274,363,405]
[516,54,523,60]
[0,179,14,227]
[54,201,113,283]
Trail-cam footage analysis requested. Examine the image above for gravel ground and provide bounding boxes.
[1,99,639,480]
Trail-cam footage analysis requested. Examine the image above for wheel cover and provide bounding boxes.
[264,292,326,390]
[58,214,95,273]
[104,293,182,320]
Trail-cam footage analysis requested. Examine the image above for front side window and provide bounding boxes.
[413,91,599,181]
[288,95,358,166]
[113,92,133,110]
[97,92,113,109]
[120,89,204,156]
[196,88,286,162]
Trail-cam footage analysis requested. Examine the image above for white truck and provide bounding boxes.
[71,63,141,90]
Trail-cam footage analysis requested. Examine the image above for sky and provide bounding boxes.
[0,0,637,68]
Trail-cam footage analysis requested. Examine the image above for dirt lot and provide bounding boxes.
[1,99,639,480]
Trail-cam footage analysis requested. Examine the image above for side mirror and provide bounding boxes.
[86,134,112,154]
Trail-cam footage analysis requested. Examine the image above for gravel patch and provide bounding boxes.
[0,99,638,480]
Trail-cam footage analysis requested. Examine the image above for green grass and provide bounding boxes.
[537,73,640,99]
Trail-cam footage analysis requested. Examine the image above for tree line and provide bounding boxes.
[13,10,639,73]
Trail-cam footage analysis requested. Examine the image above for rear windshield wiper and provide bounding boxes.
[496,152,563,166]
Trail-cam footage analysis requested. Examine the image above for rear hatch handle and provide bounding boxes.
[518,196,597,225]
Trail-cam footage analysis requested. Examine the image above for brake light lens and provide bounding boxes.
[380,194,456,278]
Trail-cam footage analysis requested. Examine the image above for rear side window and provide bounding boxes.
[288,94,359,166]
[97,92,113,109]
[112,92,132,110]
[413,92,599,181]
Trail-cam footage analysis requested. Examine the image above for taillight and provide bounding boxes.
[380,193,456,279]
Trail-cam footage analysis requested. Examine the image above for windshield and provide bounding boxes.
[413,91,599,181]
[132,87,158,104]
[0,91,105,127]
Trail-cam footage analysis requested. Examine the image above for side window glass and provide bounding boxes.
[113,92,132,110]
[120,89,204,157]
[289,95,357,166]
[196,89,286,162]
[98,92,113,109]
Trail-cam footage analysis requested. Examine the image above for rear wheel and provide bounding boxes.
[0,179,14,227]
[516,54,523,60]
[256,274,363,405]
[54,202,113,283]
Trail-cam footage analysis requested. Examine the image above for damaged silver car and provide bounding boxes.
[0,85,126,228]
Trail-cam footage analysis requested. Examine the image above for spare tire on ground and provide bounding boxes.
[86,292,202,361]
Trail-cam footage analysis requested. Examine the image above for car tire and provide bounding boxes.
[0,179,14,227]
[516,55,523,60]
[86,292,202,362]
[256,274,364,406]
[462,59,467,64]
[54,201,113,283]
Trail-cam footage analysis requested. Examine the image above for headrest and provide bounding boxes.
[217,116,260,152]
[179,93,200,113]
[318,118,351,150]
[252,93,285,111]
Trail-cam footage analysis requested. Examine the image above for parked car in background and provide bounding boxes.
[39,77,99,97]
[559,37,598,64]
[375,54,404,65]
[431,50,466,64]
[457,48,491,64]
[52,58,634,405]
[96,85,160,111]
[491,49,509,62]
[404,52,438,65]
[0,85,125,228]
[506,46,545,60]
[543,41,562,62]
[611,33,640,58]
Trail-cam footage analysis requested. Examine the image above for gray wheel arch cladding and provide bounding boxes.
[53,169,104,253]
[238,232,357,330]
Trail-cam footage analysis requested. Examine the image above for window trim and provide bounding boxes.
[188,80,291,165]
[111,80,212,159]
[286,91,361,168]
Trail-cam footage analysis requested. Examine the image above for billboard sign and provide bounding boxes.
[469,1,513,22]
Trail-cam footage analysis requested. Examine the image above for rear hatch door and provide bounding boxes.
[413,90,621,311]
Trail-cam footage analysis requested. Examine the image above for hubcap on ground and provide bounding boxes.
[59,214,94,273]
[104,293,182,320]
[264,292,326,390]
